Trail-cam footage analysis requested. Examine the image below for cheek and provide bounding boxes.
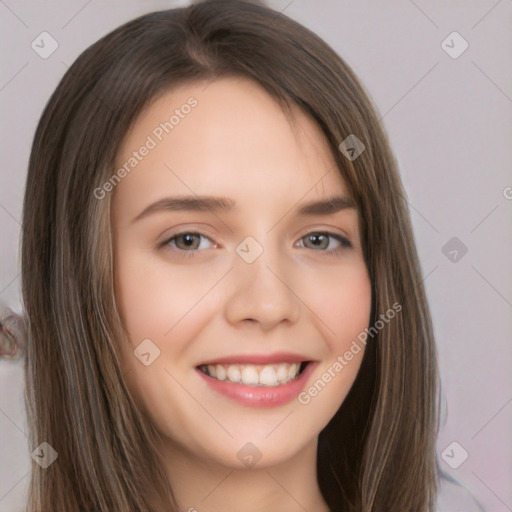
[297,262,371,411]
[113,249,215,423]
[114,247,221,345]
[306,262,372,350]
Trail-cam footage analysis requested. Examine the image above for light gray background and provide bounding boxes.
[1,1,511,511]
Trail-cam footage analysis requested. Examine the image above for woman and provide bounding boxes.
[18,0,440,510]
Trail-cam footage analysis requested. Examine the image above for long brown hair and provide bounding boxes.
[21,1,439,510]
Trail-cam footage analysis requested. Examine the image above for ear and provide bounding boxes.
[0,307,26,360]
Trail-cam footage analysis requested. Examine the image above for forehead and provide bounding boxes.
[113,76,350,211]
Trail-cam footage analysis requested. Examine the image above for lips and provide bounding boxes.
[195,352,315,407]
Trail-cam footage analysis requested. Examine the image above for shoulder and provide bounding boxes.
[436,472,485,512]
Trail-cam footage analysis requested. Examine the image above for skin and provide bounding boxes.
[112,76,372,512]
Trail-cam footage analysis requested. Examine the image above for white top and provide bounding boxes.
[436,473,485,512]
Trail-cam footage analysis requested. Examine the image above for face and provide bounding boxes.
[112,76,372,470]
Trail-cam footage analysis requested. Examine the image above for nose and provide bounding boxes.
[223,244,301,331]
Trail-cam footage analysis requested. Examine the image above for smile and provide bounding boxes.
[197,362,308,387]
[196,359,316,407]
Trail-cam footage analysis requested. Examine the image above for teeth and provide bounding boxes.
[216,364,226,381]
[201,362,303,387]
[226,365,241,383]
[276,365,288,381]
[259,366,279,386]
[288,364,298,380]
[241,366,259,385]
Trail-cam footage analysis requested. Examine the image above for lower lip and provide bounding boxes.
[196,362,317,407]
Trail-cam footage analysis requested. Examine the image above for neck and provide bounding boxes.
[159,436,330,512]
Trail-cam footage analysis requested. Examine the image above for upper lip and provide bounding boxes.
[197,352,312,366]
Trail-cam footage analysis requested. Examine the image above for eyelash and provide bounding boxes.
[158,231,352,257]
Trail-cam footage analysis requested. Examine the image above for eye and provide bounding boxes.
[158,230,351,254]
[161,232,214,252]
[299,232,352,252]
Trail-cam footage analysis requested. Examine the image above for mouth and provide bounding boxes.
[197,361,310,387]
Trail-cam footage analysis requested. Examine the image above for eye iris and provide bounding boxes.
[306,234,328,250]
[176,234,199,250]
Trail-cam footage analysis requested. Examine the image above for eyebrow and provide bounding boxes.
[131,194,356,223]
